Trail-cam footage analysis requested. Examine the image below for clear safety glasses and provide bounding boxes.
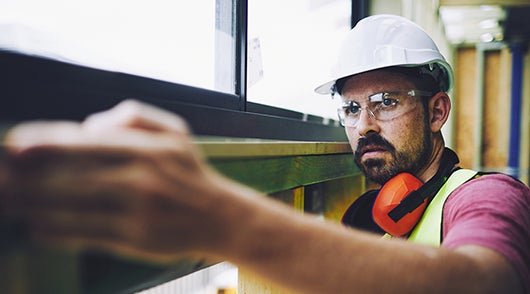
[336,90,433,127]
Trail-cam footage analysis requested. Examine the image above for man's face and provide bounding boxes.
[340,70,433,185]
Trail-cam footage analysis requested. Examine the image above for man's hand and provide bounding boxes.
[2,100,247,263]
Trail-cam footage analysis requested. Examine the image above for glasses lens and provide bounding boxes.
[338,101,361,126]
[372,93,405,120]
[336,90,430,127]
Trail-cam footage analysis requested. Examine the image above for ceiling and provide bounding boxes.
[438,0,530,45]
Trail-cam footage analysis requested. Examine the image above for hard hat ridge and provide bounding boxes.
[315,14,454,95]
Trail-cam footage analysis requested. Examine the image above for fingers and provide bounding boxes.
[4,151,185,260]
[5,121,194,155]
[18,183,202,262]
[4,122,86,152]
[84,99,190,134]
[3,134,212,256]
[4,100,196,156]
[0,100,216,261]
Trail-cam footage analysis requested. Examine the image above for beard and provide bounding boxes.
[354,124,432,185]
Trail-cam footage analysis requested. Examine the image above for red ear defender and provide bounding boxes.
[372,173,426,237]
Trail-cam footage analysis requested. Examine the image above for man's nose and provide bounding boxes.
[355,108,380,136]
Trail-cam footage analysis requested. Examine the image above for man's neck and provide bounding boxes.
[416,139,447,183]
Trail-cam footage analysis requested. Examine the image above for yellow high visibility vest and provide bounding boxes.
[383,169,478,246]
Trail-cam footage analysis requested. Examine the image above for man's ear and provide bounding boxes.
[429,92,451,133]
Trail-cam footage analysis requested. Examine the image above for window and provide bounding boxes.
[0,0,226,92]
[0,0,349,141]
[247,0,351,119]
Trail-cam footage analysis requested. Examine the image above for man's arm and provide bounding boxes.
[3,100,523,294]
[207,183,521,294]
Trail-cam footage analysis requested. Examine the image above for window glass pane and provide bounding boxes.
[0,0,230,93]
[247,0,351,120]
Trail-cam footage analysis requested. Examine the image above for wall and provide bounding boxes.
[453,43,530,183]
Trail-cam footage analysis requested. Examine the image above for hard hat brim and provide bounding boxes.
[314,60,453,95]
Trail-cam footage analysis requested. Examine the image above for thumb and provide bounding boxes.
[83,99,190,135]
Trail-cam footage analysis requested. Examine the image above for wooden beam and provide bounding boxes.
[197,138,352,158]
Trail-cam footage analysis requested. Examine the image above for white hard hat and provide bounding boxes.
[315,14,453,94]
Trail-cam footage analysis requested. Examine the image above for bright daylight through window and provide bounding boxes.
[247,0,351,119]
[0,0,220,92]
[0,0,351,120]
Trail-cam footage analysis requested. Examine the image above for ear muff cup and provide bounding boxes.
[372,173,426,237]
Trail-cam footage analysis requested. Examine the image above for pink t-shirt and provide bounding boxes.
[442,173,530,293]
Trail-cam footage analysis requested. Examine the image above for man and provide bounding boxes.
[2,15,529,293]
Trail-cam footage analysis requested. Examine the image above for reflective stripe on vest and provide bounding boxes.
[382,169,478,246]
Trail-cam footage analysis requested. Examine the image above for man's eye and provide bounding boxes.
[344,103,360,115]
[381,98,398,107]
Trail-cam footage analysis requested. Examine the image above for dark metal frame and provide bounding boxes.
[235,0,248,110]
[0,49,346,141]
[351,0,369,27]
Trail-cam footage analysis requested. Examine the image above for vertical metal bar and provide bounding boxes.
[215,0,246,111]
[474,44,485,171]
[235,0,248,111]
[508,41,526,178]
[351,0,369,28]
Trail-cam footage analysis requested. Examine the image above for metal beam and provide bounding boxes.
[351,0,369,28]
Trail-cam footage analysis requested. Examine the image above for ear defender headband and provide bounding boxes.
[372,148,459,236]
[341,148,459,237]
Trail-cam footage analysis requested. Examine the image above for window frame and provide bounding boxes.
[0,0,350,142]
